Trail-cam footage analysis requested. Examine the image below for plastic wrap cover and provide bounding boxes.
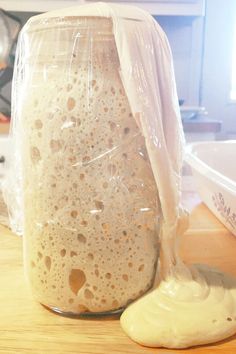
[2,2,185,312]
[4,2,184,236]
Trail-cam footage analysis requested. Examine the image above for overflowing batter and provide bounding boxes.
[121,222,236,348]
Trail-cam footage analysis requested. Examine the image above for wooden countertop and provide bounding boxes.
[1,192,236,354]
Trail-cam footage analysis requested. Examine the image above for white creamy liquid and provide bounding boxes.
[121,259,236,348]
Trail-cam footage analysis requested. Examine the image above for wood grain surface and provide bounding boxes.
[1,193,236,354]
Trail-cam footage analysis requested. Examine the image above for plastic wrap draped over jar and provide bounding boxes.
[4,3,185,314]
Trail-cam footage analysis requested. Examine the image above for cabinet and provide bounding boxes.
[0,0,205,16]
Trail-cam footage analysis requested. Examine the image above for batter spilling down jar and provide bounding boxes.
[17,14,161,315]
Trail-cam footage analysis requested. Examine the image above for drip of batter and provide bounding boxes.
[121,261,236,348]
[121,192,236,347]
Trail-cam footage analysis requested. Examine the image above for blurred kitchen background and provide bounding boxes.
[0,0,236,142]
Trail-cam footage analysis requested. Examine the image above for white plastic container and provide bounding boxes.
[185,141,236,236]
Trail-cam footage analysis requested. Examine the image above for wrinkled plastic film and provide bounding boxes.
[112,13,184,224]
[2,29,25,235]
[3,3,185,313]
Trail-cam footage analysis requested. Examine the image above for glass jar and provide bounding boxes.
[19,16,160,315]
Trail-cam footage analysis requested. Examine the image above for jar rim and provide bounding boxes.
[25,15,143,34]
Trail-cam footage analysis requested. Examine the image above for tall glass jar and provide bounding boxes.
[19,16,160,315]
